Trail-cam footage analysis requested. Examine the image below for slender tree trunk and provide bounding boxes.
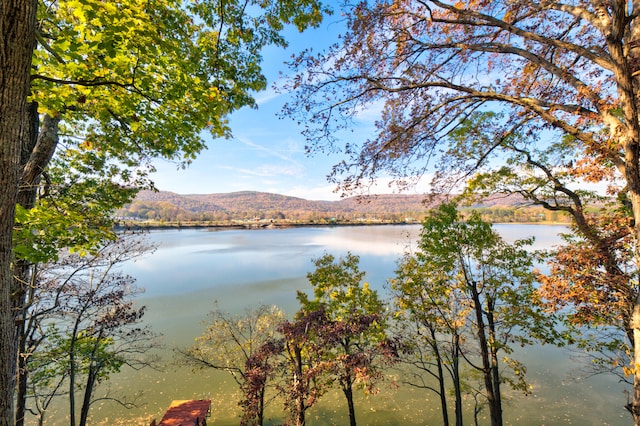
[469,282,501,426]
[15,335,28,426]
[14,101,39,425]
[79,367,97,426]
[428,326,449,426]
[0,1,37,424]
[258,385,265,426]
[293,346,305,426]
[452,332,463,426]
[486,299,502,423]
[342,382,356,426]
[15,110,60,426]
[68,323,82,426]
[79,327,105,426]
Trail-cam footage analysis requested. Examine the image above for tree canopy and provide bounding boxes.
[285,0,633,198]
[0,0,330,423]
[284,0,640,422]
[392,203,560,426]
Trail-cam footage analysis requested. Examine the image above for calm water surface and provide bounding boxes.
[45,224,628,425]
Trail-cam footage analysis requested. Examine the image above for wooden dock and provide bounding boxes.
[151,399,211,426]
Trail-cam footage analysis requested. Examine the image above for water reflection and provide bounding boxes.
[49,224,629,425]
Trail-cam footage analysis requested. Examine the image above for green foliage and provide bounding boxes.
[32,0,330,168]
[13,149,140,263]
[55,331,125,382]
[416,203,561,348]
[300,252,387,338]
[16,0,332,263]
[296,253,394,425]
[182,303,284,385]
[19,235,158,424]
[28,325,69,390]
[391,203,563,424]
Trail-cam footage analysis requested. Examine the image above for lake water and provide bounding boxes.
[45,224,629,425]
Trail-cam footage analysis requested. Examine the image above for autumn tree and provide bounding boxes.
[537,209,637,388]
[390,203,560,426]
[298,253,394,426]
[19,234,158,426]
[283,0,640,421]
[13,146,141,426]
[391,254,467,426]
[275,307,337,426]
[241,339,284,426]
[178,304,284,426]
[0,0,330,423]
[244,255,395,426]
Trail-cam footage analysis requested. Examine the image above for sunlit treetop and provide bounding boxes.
[32,0,329,170]
[283,0,636,198]
[17,0,330,262]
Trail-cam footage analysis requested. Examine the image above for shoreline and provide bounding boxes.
[115,219,571,232]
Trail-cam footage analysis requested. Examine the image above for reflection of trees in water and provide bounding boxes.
[70,226,619,424]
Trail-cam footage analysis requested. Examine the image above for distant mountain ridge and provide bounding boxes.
[129,190,434,215]
[118,190,536,224]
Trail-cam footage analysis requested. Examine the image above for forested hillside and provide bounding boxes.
[117,190,572,225]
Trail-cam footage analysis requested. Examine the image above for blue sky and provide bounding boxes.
[151,16,352,200]
[150,13,433,200]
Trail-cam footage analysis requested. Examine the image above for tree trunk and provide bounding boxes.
[469,281,501,426]
[428,326,449,426]
[293,345,305,426]
[15,110,60,426]
[258,384,265,426]
[486,302,502,424]
[342,382,357,426]
[79,366,97,426]
[14,340,28,426]
[452,332,463,426]
[0,1,38,424]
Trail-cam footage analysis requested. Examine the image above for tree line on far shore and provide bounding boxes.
[118,199,573,226]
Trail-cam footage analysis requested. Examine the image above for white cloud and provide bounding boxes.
[283,183,342,201]
[254,87,282,106]
[235,136,294,161]
[255,163,305,177]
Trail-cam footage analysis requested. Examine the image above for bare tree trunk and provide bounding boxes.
[79,366,97,426]
[15,101,40,426]
[15,110,60,426]
[469,282,501,426]
[487,305,502,424]
[292,345,306,426]
[452,332,463,426]
[342,382,356,426]
[428,326,449,426]
[257,385,265,426]
[0,1,38,424]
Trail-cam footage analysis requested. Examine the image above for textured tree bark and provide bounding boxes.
[0,1,37,424]
[14,110,59,426]
[628,3,640,423]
